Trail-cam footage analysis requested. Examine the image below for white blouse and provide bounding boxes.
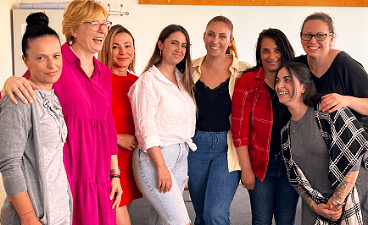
[128,65,197,151]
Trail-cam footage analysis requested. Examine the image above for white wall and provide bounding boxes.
[0,0,14,89]
[1,0,368,206]
[2,0,368,78]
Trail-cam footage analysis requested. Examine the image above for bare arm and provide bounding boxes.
[296,185,342,221]
[109,155,123,211]
[235,145,255,190]
[9,191,41,224]
[146,146,172,193]
[320,94,368,115]
[327,171,359,211]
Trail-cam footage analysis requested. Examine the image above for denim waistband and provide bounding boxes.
[195,130,228,136]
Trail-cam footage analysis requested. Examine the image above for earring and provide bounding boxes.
[159,50,162,56]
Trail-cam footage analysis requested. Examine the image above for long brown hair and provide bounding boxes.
[143,24,194,98]
[98,24,135,73]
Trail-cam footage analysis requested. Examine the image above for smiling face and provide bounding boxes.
[275,67,306,107]
[24,36,62,91]
[260,37,281,74]
[203,21,233,58]
[158,31,187,66]
[111,32,135,70]
[72,12,108,55]
[301,19,333,59]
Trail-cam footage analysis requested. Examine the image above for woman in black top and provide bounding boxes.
[295,12,368,130]
[189,16,250,225]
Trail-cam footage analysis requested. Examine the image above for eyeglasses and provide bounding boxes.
[83,21,112,31]
[300,32,333,41]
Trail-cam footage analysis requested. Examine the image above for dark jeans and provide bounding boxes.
[249,154,299,225]
[188,130,241,225]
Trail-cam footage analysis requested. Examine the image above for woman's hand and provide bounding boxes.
[3,76,39,104]
[156,165,172,193]
[20,211,42,225]
[327,197,344,212]
[314,202,342,222]
[110,177,123,212]
[241,169,256,190]
[320,93,349,113]
[117,134,138,151]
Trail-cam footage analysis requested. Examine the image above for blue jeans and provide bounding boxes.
[248,154,299,225]
[132,143,190,225]
[188,130,241,225]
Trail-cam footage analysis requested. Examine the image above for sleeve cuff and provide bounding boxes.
[109,135,118,155]
[233,138,250,148]
[140,136,161,152]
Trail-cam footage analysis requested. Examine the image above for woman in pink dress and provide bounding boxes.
[99,24,142,225]
[1,0,123,224]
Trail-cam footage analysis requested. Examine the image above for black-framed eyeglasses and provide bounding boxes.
[300,32,333,41]
[83,21,112,31]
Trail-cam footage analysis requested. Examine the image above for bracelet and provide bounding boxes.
[332,196,345,207]
[110,168,121,175]
[110,175,121,179]
[20,210,34,217]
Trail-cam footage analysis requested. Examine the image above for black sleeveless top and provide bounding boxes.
[195,78,231,132]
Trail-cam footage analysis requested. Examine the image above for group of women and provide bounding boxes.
[0,0,367,224]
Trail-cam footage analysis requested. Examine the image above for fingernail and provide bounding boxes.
[33,95,36,99]
[110,196,113,200]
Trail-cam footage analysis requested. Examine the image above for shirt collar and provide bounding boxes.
[193,54,240,78]
[61,42,100,78]
[150,65,183,84]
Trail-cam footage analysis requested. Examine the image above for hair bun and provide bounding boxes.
[26,12,49,28]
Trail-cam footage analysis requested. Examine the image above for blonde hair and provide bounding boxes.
[206,15,239,59]
[62,0,108,44]
[98,25,136,73]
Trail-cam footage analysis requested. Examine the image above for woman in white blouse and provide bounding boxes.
[128,24,196,225]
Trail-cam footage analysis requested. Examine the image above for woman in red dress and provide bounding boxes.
[99,24,142,225]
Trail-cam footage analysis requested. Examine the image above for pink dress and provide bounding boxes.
[23,43,118,224]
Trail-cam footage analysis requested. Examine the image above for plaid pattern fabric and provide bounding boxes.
[281,104,368,225]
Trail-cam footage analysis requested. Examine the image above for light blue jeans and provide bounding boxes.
[132,143,190,225]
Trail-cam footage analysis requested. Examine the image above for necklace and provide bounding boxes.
[291,119,302,133]
[70,44,94,77]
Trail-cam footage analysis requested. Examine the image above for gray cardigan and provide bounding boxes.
[0,90,72,224]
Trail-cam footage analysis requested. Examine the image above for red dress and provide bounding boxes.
[111,72,142,206]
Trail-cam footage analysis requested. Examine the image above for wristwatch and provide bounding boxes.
[332,196,345,207]
[110,168,121,175]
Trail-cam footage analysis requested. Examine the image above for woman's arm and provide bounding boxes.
[295,185,342,221]
[327,171,359,211]
[1,72,38,104]
[109,155,123,212]
[320,94,368,115]
[231,74,255,189]
[147,146,172,193]
[9,191,41,224]
[235,145,255,190]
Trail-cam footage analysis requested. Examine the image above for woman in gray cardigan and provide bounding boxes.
[0,12,72,224]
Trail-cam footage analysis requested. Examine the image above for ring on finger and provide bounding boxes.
[13,87,18,92]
